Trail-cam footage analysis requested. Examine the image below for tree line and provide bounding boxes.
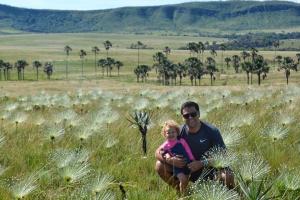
[134,42,300,85]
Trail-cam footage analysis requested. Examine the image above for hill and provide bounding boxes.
[0,1,300,34]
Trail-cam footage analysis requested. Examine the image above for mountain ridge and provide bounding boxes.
[0,1,299,34]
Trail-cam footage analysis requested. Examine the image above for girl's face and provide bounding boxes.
[164,126,178,140]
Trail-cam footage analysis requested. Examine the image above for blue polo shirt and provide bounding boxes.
[179,121,225,161]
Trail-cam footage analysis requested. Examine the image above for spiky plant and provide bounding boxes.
[32,115,45,126]
[0,133,5,148]
[0,164,8,176]
[43,125,65,148]
[51,149,90,169]
[262,124,289,142]
[277,113,295,126]
[70,188,115,200]
[237,173,278,200]
[61,162,91,184]
[105,136,119,148]
[219,126,243,148]
[12,112,28,125]
[133,98,149,110]
[190,180,240,200]
[277,169,300,191]
[233,153,270,183]
[127,110,151,156]
[90,174,114,195]
[11,172,40,199]
[206,147,237,169]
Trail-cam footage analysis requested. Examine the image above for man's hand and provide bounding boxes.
[187,160,204,172]
[166,155,186,168]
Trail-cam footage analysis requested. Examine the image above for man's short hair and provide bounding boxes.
[180,101,200,114]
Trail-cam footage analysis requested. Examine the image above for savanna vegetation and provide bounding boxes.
[0,84,300,199]
[0,28,299,200]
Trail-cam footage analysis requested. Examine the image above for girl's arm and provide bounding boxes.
[179,138,195,160]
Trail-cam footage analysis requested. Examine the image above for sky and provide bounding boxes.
[1,0,298,10]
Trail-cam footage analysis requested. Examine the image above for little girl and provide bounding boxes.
[159,120,195,193]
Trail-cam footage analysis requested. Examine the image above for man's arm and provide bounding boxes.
[155,145,187,168]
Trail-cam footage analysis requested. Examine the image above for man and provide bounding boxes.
[155,101,234,190]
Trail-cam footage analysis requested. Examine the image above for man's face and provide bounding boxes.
[182,106,200,129]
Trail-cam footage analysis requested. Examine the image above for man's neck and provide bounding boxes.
[188,121,201,134]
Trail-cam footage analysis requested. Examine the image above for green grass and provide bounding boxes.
[0,84,300,199]
[0,33,299,85]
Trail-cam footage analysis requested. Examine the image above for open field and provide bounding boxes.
[0,33,300,199]
[0,82,300,199]
[0,33,299,86]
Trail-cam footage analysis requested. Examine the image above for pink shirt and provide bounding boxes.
[160,138,195,161]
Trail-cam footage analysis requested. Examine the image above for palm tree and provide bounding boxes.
[252,55,269,85]
[206,57,218,86]
[225,57,231,70]
[163,46,171,58]
[240,50,250,63]
[184,57,203,86]
[0,60,4,81]
[79,50,87,78]
[210,48,217,58]
[115,60,123,76]
[241,61,252,84]
[15,60,28,80]
[44,62,54,80]
[220,44,226,73]
[136,41,144,67]
[127,111,151,157]
[91,46,100,76]
[152,52,167,82]
[273,40,280,68]
[103,40,112,58]
[106,57,115,77]
[97,58,107,77]
[250,48,258,84]
[3,62,12,80]
[279,57,297,85]
[64,45,72,79]
[134,64,151,83]
[32,60,42,80]
[275,55,283,68]
[198,42,205,62]
[232,55,241,73]
[296,53,300,64]
[177,62,187,85]
[187,42,198,57]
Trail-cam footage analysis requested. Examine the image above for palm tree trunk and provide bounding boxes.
[250,73,253,84]
[286,71,289,85]
[81,60,84,78]
[210,73,213,86]
[138,48,140,67]
[66,56,68,80]
[142,134,147,156]
[246,72,249,84]
[36,68,39,80]
[22,69,24,80]
[258,74,261,85]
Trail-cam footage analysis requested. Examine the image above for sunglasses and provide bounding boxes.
[182,112,198,119]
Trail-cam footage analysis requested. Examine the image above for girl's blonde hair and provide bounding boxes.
[161,120,180,136]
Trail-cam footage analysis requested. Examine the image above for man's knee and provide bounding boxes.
[220,169,235,189]
[155,160,169,175]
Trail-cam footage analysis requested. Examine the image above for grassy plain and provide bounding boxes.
[0,32,299,86]
[0,33,300,199]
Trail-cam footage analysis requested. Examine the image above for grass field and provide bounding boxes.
[0,33,300,199]
[0,33,299,86]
